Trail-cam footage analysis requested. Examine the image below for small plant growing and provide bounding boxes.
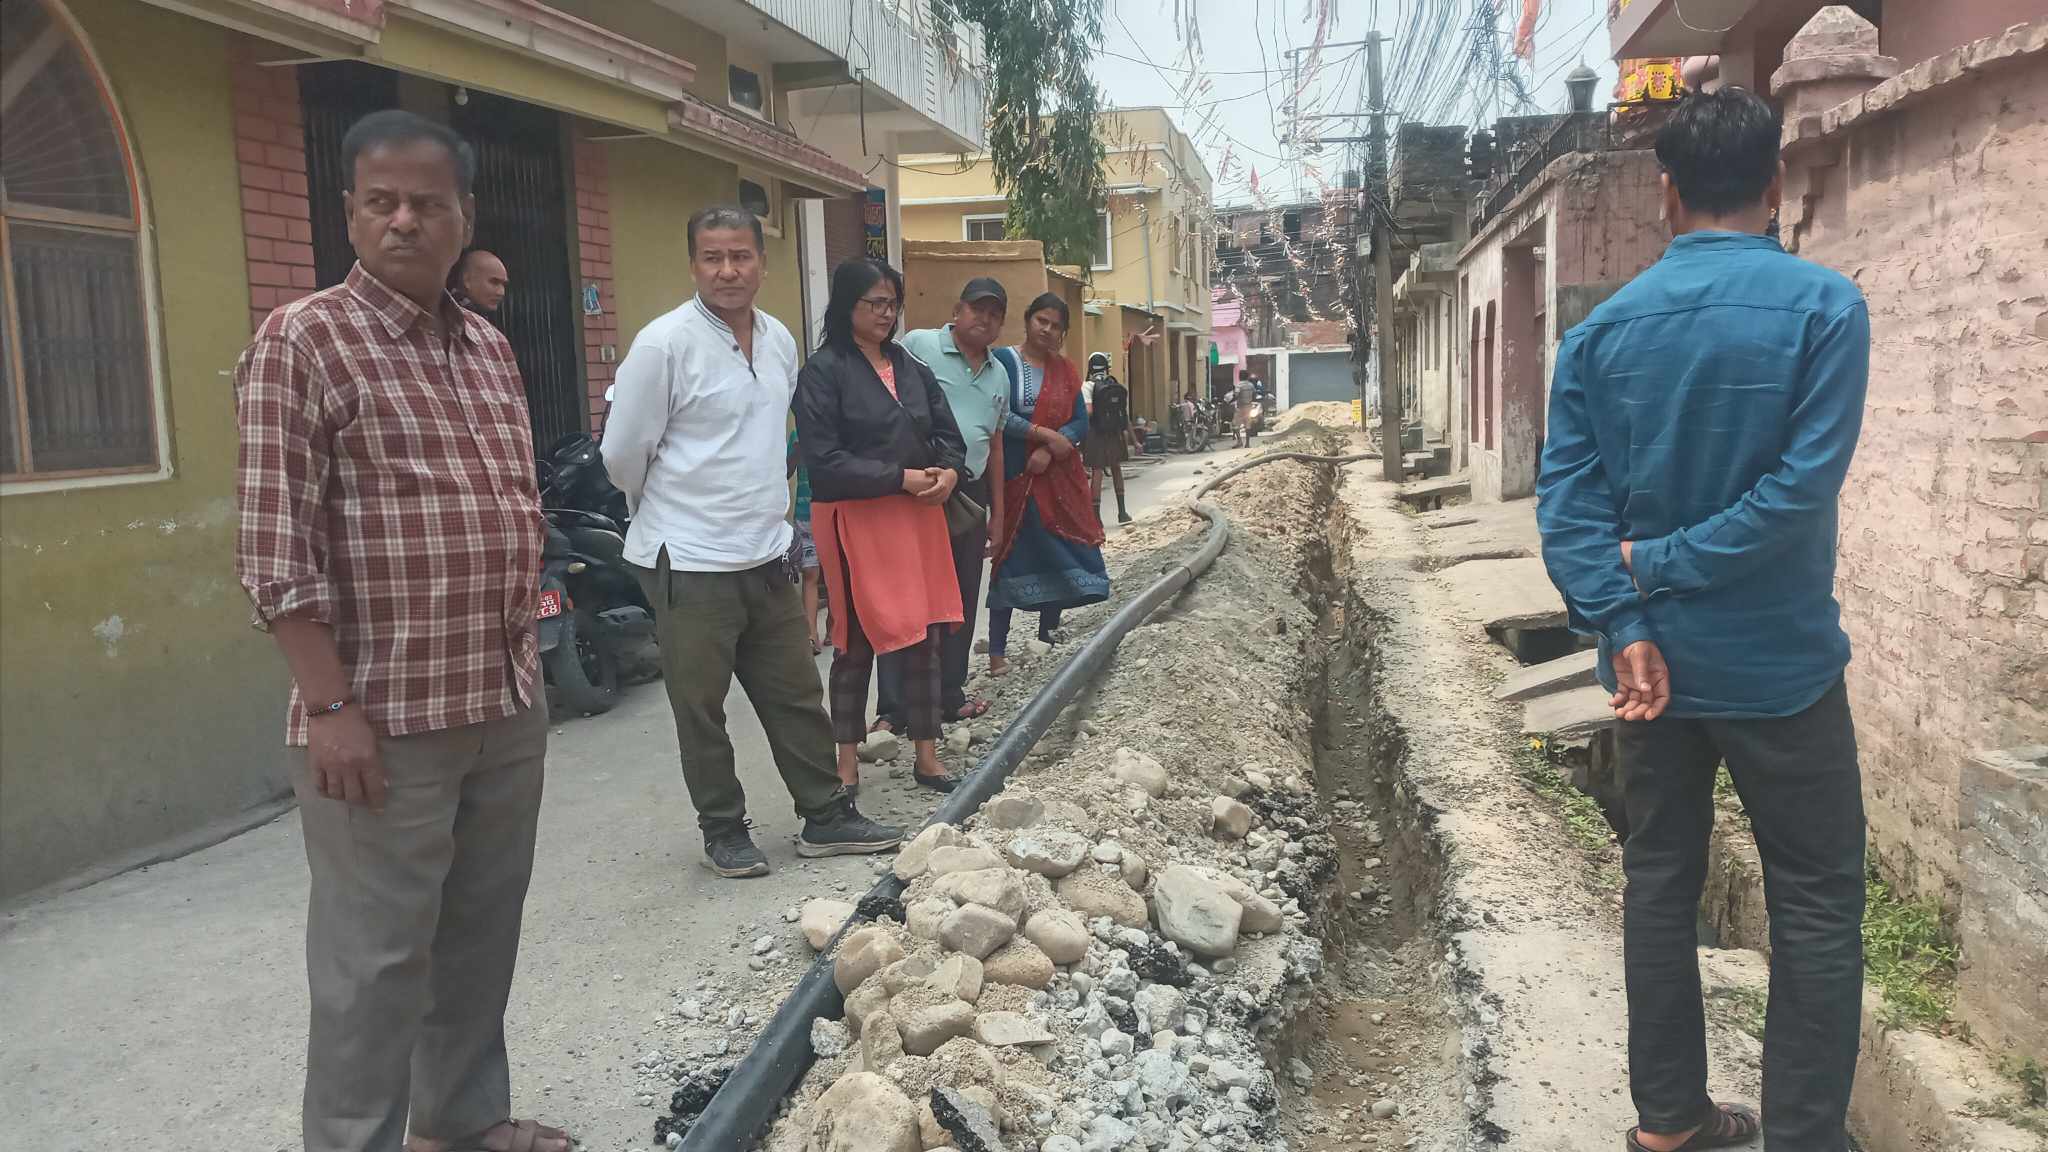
[1861,867,1957,1032]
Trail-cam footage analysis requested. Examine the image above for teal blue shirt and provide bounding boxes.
[1536,231,1869,718]
[788,428,811,522]
[901,326,1011,480]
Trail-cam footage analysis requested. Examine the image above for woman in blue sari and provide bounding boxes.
[986,293,1108,676]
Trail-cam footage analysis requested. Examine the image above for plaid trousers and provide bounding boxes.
[831,594,941,743]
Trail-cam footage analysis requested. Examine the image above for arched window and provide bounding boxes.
[0,0,157,481]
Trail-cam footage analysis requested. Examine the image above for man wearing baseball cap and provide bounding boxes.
[878,278,1016,730]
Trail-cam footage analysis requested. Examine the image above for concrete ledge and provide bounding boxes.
[1852,999,2043,1152]
[1519,684,1616,740]
[1784,18,2048,153]
[1435,556,1566,633]
[1495,649,1600,703]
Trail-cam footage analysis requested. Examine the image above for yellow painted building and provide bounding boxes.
[0,0,979,897]
[899,108,1215,423]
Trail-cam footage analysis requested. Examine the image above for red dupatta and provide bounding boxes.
[992,351,1105,573]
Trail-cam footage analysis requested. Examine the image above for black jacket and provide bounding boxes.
[795,341,967,503]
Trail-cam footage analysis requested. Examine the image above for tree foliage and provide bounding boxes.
[942,0,1109,270]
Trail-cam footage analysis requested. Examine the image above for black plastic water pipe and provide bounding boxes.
[679,447,1375,1151]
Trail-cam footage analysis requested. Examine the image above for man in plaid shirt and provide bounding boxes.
[235,111,568,1152]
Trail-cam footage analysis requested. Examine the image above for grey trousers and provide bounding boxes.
[293,699,548,1152]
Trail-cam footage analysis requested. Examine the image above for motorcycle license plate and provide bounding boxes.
[538,589,564,619]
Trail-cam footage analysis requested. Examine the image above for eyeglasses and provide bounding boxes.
[857,296,901,314]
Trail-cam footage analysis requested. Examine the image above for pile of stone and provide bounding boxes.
[764,748,1332,1152]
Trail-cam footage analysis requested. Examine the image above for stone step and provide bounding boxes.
[1436,556,1566,633]
[1494,648,1600,703]
[1519,684,1616,740]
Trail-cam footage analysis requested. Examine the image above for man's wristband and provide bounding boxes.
[305,696,354,719]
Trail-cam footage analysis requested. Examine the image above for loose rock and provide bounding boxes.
[810,1071,919,1152]
[1003,830,1089,878]
[927,845,1007,878]
[930,1085,1007,1152]
[811,1017,852,1059]
[1208,796,1253,840]
[1110,748,1169,798]
[927,954,985,1003]
[980,939,1055,989]
[802,899,857,951]
[906,897,954,941]
[1021,908,1089,965]
[1149,866,1244,958]
[836,926,906,994]
[860,1011,907,1073]
[896,824,968,881]
[971,1010,1055,1047]
[983,791,1043,830]
[1056,869,1149,929]
[933,867,1030,924]
[858,729,901,764]
[938,904,1017,959]
[901,1001,977,1056]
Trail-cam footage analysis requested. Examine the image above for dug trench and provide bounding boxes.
[642,419,1745,1152]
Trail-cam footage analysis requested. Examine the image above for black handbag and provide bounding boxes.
[944,489,988,537]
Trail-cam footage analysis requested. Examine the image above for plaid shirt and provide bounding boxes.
[235,263,545,745]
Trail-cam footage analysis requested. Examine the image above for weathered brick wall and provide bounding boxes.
[229,40,314,333]
[572,136,616,434]
[1792,59,2048,908]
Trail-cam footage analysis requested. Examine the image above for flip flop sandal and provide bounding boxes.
[914,770,959,793]
[1624,1103,1761,1152]
[411,1118,572,1152]
[950,699,991,721]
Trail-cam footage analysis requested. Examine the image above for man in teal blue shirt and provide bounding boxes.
[875,278,1012,729]
[1537,88,1867,1152]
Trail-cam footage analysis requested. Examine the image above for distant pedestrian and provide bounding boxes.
[1537,87,1868,1152]
[987,292,1107,676]
[450,247,508,314]
[1083,350,1134,525]
[795,259,967,793]
[234,110,570,1152]
[875,276,1012,730]
[601,204,900,879]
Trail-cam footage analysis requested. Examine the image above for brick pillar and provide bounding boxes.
[573,137,617,434]
[229,40,315,333]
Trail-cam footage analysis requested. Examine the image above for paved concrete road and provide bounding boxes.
[0,440,1258,1152]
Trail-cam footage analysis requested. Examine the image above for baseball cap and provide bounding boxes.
[960,277,1007,306]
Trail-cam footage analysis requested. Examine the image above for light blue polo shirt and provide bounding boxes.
[901,325,1012,481]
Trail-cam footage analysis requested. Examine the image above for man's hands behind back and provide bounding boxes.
[1613,640,1671,722]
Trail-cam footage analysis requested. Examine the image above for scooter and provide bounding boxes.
[535,457,655,716]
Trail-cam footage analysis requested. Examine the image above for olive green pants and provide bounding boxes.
[633,549,844,829]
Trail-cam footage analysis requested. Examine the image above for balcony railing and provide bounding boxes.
[1469,111,1614,230]
[736,0,987,149]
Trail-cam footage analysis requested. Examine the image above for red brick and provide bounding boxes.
[270,192,311,219]
[274,241,316,266]
[588,261,611,279]
[244,237,274,261]
[288,264,316,289]
[578,225,594,244]
[580,259,599,278]
[244,212,290,240]
[237,139,269,166]
[248,260,293,287]
[275,288,310,306]
[276,100,303,127]
[248,285,280,308]
[264,144,306,171]
[280,170,308,197]
[240,163,284,193]
[250,308,271,332]
[235,113,277,143]
[589,228,612,247]
[286,219,313,243]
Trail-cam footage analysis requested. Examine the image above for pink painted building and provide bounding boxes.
[1210,287,1248,394]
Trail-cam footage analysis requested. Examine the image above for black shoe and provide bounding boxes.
[797,797,903,858]
[914,769,959,793]
[1117,509,1133,525]
[702,819,770,878]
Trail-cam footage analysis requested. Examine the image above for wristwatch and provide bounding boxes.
[305,696,354,719]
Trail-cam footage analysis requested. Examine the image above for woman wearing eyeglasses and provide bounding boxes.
[795,259,966,794]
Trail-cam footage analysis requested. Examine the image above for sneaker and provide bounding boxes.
[797,797,903,858]
[702,819,770,878]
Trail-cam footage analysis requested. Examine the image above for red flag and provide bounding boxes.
[1514,0,1542,61]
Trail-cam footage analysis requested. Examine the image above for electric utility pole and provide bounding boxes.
[1280,36,1393,469]
[1367,34,1400,481]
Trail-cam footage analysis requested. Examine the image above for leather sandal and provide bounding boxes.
[1624,1102,1761,1151]
[408,1118,572,1152]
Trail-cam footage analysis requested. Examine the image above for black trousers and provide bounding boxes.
[877,474,987,725]
[1617,679,1864,1148]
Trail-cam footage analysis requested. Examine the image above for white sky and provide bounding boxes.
[1094,0,1621,207]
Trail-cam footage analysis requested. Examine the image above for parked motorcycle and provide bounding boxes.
[535,454,654,716]
[1177,398,1219,453]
